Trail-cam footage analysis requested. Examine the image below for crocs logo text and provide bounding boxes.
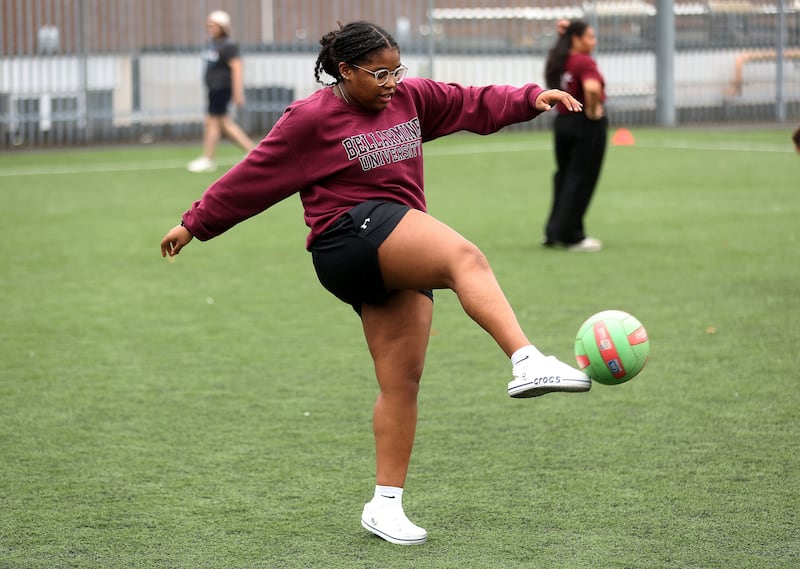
[531,375,561,385]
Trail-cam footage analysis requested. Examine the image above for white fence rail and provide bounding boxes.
[1,0,798,146]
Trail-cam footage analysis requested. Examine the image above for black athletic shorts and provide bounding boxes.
[207,88,232,116]
[310,200,434,315]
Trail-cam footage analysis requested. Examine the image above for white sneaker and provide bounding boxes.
[508,355,591,398]
[361,502,428,545]
[566,237,602,252]
[186,157,217,173]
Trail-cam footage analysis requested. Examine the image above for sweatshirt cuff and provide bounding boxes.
[527,85,546,116]
[181,210,211,241]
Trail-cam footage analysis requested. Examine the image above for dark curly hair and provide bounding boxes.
[544,20,589,89]
[314,21,399,85]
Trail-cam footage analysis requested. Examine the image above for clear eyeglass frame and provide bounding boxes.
[350,63,408,86]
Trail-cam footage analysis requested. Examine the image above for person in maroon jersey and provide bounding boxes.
[793,125,800,155]
[542,19,607,252]
[161,20,590,545]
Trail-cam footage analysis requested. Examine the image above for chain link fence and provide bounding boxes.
[1,0,798,148]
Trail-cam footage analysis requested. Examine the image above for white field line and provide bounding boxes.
[632,139,792,153]
[424,139,793,155]
[0,157,239,178]
[0,140,792,178]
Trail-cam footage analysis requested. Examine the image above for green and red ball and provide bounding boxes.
[575,310,650,385]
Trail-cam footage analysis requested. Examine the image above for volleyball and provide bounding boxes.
[574,310,650,385]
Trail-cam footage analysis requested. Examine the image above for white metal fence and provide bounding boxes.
[1,0,798,148]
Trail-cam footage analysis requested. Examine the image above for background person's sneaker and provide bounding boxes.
[508,355,591,398]
[542,237,603,252]
[566,237,603,252]
[186,157,217,173]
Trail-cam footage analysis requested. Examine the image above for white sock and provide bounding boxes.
[511,345,545,367]
[372,485,404,509]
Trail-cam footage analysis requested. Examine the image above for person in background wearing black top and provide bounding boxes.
[793,125,800,155]
[187,10,254,173]
[542,19,607,252]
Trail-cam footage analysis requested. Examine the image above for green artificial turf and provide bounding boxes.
[1,127,797,568]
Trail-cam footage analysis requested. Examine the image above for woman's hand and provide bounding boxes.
[582,79,605,120]
[535,89,583,113]
[160,225,194,258]
[585,104,605,120]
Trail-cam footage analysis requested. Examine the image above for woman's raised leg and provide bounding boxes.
[375,209,590,398]
[377,209,530,357]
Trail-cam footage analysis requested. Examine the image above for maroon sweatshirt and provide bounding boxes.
[182,77,546,249]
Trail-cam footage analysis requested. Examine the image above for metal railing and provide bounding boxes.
[1,0,797,148]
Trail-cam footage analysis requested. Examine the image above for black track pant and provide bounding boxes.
[544,114,608,245]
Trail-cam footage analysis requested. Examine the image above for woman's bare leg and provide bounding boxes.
[358,208,588,545]
[359,290,431,545]
[202,115,223,160]
[377,209,529,357]
[361,290,432,488]
[375,209,589,401]
[221,116,255,152]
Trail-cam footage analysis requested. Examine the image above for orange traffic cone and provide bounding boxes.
[611,128,635,146]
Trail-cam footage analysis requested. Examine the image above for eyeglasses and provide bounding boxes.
[350,64,408,86]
